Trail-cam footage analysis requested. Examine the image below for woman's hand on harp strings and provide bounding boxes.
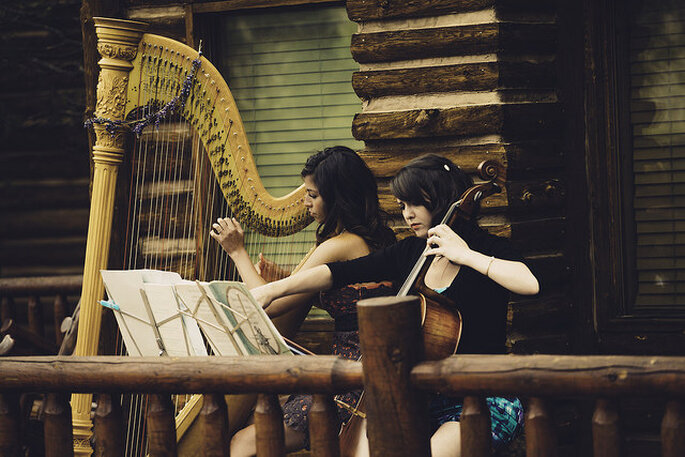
[256,253,291,282]
[210,217,245,257]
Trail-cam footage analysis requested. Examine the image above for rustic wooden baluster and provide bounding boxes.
[43,393,74,457]
[592,398,620,457]
[309,394,340,457]
[201,393,229,457]
[0,393,21,457]
[93,393,123,457]
[53,295,67,346]
[27,296,43,338]
[254,393,284,457]
[357,296,431,457]
[0,297,14,324]
[147,394,177,457]
[461,396,491,457]
[661,399,685,457]
[525,397,558,457]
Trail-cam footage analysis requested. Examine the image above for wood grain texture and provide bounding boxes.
[353,103,560,141]
[357,296,431,457]
[346,0,555,21]
[352,61,555,99]
[94,393,124,457]
[351,23,556,64]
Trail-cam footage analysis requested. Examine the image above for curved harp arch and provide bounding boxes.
[125,33,312,236]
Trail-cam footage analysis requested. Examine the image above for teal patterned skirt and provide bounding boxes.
[428,394,524,449]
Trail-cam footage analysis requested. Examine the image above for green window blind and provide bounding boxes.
[629,1,685,307]
[214,5,362,265]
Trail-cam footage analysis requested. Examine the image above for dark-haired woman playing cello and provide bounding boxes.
[251,154,539,457]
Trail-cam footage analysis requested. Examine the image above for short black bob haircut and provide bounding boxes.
[301,146,394,250]
[390,154,474,226]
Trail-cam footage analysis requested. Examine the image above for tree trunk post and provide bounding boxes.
[44,393,74,457]
[201,393,229,457]
[592,398,620,457]
[356,295,431,457]
[93,393,123,457]
[0,393,21,457]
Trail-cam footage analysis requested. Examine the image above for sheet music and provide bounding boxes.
[100,269,290,358]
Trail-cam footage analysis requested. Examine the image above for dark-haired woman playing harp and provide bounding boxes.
[211,146,395,456]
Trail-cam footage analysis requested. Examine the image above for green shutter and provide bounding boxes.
[214,5,362,267]
[630,2,685,307]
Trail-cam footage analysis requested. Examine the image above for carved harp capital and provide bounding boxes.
[93,17,147,71]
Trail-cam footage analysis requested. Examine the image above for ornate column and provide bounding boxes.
[71,17,147,457]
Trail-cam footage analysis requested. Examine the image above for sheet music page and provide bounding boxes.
[207,281,291,356]
[101,269,206,357]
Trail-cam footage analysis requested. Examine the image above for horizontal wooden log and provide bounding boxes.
[525,252,566,288]
[346,0,556,21]
[508,294,572,333]
[0,237,86,267]
[0,150,89,180]
[378,176,563,217]
[191,0,334,13]
[507,332,570,355]
[0,356,362,393]
[360,141,563,179]
[491,216,566,252]
[353,103,560,141]
[352,61,555,99]
[3,355,685,398]
[127,6,187,42]
[413,354,685,396]
[351,23,556,64]
[0,209,89,238]
[0,180,90,210]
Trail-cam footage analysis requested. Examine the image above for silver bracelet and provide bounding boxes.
[485,256,495,277]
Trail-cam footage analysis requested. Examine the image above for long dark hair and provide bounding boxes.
[301,146,394,249]
[390,154,474,226]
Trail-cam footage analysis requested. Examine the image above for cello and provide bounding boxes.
[338,159,505,457]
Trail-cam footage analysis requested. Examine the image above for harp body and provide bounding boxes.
[72,18,313,456]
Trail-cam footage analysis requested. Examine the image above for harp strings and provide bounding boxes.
[114,42,311,456]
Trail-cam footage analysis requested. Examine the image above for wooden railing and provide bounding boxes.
[0,275,81,354]
[0,296,683,457]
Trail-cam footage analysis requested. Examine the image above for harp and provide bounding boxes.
[71,17,314,456]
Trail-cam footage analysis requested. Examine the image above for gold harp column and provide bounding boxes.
[71,18,147,457]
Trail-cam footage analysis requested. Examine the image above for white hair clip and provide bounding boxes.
[443,164,450,171]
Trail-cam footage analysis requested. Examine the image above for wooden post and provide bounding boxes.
[525,397,558,457]
[200,394,229,457]
[93,393,123,457]
[44,393,74,457]
[461,396,491,457]
[0,393,21,457]
[592,398,620,457]
[0,297,13,323]
[254,394,285,457]
[309,394,340,457]
[53,295,67,346]
[147,394,177,457]
[27,296,43,338]
[661,400,685,457]
[356,295,431,457]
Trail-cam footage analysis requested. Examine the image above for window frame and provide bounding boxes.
[584,0,685,351]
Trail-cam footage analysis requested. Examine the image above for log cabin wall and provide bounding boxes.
[0,1,90,279]
[345,0,570,354]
